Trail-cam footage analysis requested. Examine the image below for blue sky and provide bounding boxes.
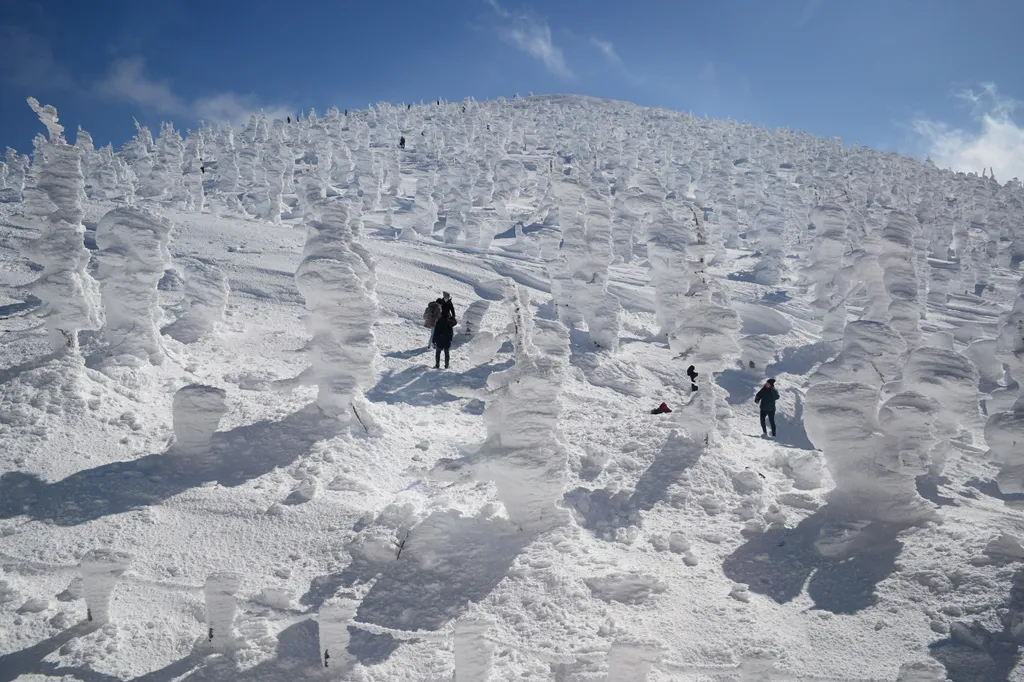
[2,0,1023,179]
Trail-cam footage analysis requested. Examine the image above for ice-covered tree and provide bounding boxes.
[4,147,30,200]
[805,203,849,341]
[987,277,1024,493]
[182,131,205,212]
[22,98,102,351]
[94,207,173,364]
[434,282,571,533]
[284,198,379,426]
[880,211,923,350]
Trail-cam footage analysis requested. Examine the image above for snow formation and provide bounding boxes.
[22,98,102,351]
[3,94,1024,682]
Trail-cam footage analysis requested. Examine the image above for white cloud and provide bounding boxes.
[590,37,622,68]
[95,57,186,115]
[912,83,1024,182]
[95,56,289,126]
[488,0,572,78]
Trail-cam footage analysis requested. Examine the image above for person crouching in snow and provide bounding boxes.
[433,312,456,369]
[424,298,442,348]
[754,378,779,437]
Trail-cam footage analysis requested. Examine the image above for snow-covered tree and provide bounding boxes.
[806,203,849,341]
[94,207,173,364]
[286,198,379,426]
[182,131,205,212]
[880,211,923,350]
[4,147,30,200]
[434,282,571,533]
[22,98,102,351]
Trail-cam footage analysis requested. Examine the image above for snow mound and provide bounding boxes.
[171,384,228,456]
[585,572,667,604]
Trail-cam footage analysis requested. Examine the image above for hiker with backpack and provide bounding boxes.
[433,312,456,369]
[423,298,443,348]
[754,379,780,438]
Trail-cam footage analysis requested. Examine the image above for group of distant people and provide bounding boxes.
[654,365,778,437]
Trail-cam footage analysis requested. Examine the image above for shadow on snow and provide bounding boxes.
[301,511,533,665]
[563,432,701,536]
[0,404,340,526]
[721,510,906,615]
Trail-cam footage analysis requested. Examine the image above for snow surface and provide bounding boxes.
[2,94,1024,682]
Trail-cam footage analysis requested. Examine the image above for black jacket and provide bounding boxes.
[755,386,779,412]
[441,298,456,321]
[433,314,456,348]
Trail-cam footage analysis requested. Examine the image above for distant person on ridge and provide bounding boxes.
[287,116,291,124]
[399,136,406,150]
[686,365,699,392]
[433,312,456,369]
[754,379,780,438]
[424,298,442,348]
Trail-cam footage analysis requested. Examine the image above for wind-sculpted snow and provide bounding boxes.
[163,257,229,343]
[22,98,102,351]
[995,276,1024,402]
[881,211,923,349]
[2,147,29,201]
[899,345,982,434]
[95,206,174,364]
[751,200,787,285]
[806,381,935,523]
[291,200,379,424]
[814,320,907,388]
[434,283,570,534]
[182,131,205,213]
[7,93,1024,681]
[987,277,1024,493]
[806,204,848,340]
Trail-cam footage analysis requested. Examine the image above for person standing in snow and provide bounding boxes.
[424,298,442,348]
[433,312,456,369]
[440,291,456,322]
[754,379,780,437]
[399,136,406,150]
[686,365,699,392]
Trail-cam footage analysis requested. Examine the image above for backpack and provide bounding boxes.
[424,301,441,327]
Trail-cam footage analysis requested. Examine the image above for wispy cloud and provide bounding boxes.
[487,0,572,78]
[796,0,822,27]
[94,56,290,126]
[912,83,1024,182]
[95,56,186,115]
[0,24,73,91]
[590,37,622,68]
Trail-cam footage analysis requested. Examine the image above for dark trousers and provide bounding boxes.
[760,410,776,436]
[435,345,450,368]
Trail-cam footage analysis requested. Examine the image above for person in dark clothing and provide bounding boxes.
[287,116,291,124]
[424,298,443,347]
[686,365,699,392]
[754,379,779,437]
[433,312,456,369]
[399,136,406,150]
[440,291,456,321]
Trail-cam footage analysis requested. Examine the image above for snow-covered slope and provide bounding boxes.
[2,94,1024,682]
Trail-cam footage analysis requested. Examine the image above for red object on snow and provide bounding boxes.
[651,402,672,414]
